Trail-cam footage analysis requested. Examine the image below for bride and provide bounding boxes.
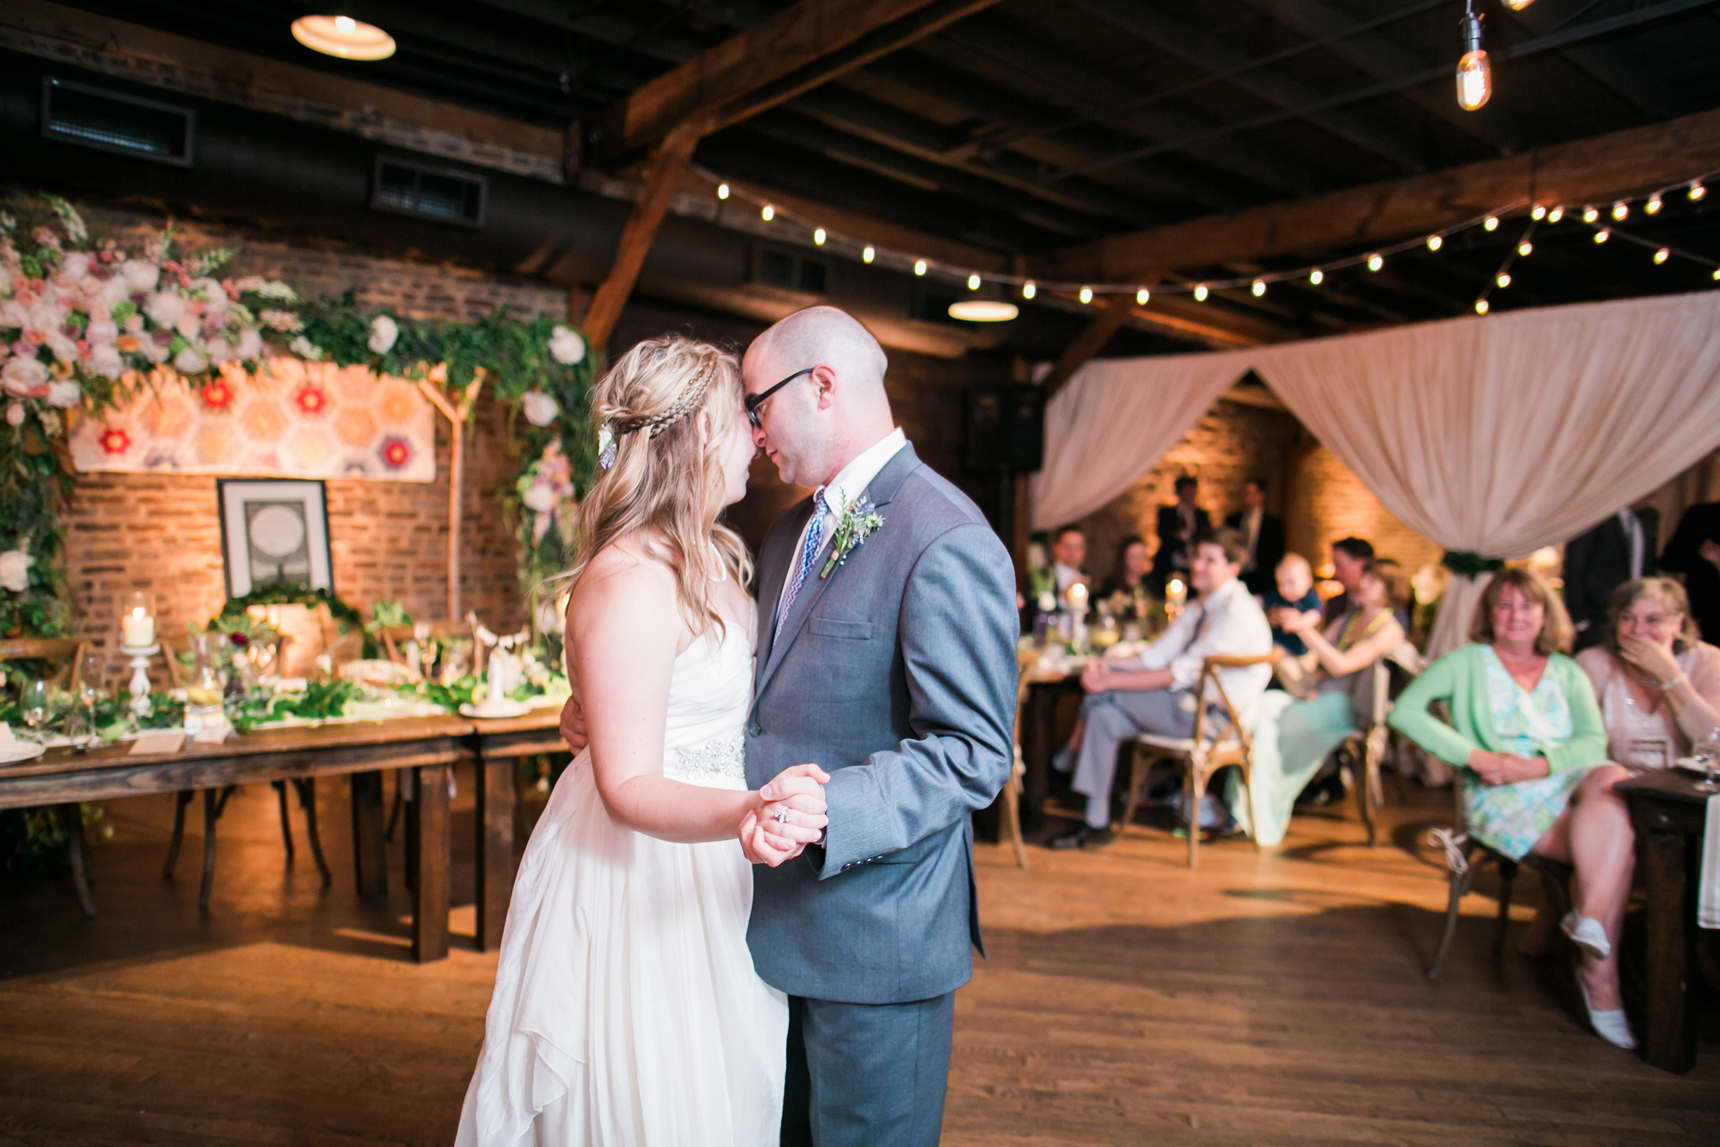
[457,335,828,1146]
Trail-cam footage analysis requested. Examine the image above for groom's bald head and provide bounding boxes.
[743,307,896,488]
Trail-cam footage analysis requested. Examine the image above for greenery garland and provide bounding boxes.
[1440,551,1506,579]
[218,585,365,633]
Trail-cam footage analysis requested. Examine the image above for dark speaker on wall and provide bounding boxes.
[966,384,1044,473]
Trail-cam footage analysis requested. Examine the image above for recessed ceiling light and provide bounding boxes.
[948,300,1018,323]
[292,15,396,61]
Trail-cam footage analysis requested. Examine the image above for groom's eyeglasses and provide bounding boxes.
[745,367,814,429]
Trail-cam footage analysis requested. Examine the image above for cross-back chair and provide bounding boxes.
[1118,649,1281,868]
[1344,649,1421,847]
[1,638,95,915]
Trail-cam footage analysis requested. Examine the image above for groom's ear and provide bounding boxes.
[811,364,838,410]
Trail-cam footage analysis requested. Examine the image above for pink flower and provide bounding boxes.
[5,402,22,427]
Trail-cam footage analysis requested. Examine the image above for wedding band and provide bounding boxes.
[772,811,792,825]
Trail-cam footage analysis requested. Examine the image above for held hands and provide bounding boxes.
[559,696,590,753]
[739,763,831,867]
[1080,658,1110,694]
[1467,749,1550,786]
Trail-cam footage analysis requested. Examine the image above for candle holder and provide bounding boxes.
[117,642,160,718]
[116,591,160,718]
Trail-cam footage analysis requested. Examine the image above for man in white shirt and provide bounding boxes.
[1049,524,1088,605]
[1049,529,1274,849]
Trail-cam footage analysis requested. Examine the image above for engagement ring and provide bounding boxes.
[772,810,792,825]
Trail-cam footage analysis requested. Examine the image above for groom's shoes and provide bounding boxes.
[1048,823,1113,850]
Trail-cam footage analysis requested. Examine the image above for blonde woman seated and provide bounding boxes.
[1388,570,1634,1050]
[1226,561,1409,846]
[1576,577,1720,770]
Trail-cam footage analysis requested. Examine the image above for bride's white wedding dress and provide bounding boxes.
[457,618,787,1146]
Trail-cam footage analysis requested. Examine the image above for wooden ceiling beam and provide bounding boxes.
[1033,105,1720,285]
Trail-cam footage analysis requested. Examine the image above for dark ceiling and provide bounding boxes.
[45,0,1720,337]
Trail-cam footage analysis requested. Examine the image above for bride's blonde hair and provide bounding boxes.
[559,335,752,634]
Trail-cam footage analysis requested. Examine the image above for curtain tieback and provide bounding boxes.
[1440,551,1505,579]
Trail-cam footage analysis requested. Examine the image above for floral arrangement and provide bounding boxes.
[0,192,598,644]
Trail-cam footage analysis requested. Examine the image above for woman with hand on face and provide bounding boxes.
[1389,570,1636,1051]
[1576,577,1720,770]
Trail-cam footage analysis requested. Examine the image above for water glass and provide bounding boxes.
[20,679,49,743]
[1696,728,1720,794]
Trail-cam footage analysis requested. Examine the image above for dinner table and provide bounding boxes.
[463,709,568,950]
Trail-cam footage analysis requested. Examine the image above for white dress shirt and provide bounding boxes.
[1135,576,1274,724]
[1241,507,1263,572]
[774,428,907,624]
[1619,509,1646,580]
[1053,563,1084,593]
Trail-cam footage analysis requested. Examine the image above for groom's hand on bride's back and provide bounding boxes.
[558,696,589,752]
[739,763,829,867]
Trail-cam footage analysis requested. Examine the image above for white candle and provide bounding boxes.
[1067,581,1088,612]
[122,606,155,648]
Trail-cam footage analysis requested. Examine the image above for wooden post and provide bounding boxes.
[419,371,485,621]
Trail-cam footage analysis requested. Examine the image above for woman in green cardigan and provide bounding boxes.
[1389,569,1636,1050]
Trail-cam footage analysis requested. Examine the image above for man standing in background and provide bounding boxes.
[1658,499,1720,641]
[1564,499,1660,650]
[1152,475,1210,593]
[1224,478,1284,597]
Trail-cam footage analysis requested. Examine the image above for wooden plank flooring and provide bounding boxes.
[1,769,1715,1146]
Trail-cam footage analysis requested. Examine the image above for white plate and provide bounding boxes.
[461,700,530,719]
[0,741,47,765]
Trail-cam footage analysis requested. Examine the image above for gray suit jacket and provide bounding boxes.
[744,443,1019,1005]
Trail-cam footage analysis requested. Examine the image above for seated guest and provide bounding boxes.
[1321,536,1374,624]
[1576,577,1720,768]
[1096,535,1149,601]
[1229,560,1410,845]
[1150,476,1211,593]
[1388,569,1636,1050]
[1049,523,1089,605]
[1563,499,1659,650]
[1050,529,1273,850]
[1224,478,1285,597]
[1263,553,1322,658]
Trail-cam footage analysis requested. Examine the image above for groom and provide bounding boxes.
[739,306,1018,1146]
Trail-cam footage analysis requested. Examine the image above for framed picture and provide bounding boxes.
[217,479,334,598]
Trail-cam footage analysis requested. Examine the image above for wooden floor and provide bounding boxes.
[2,769,1715,1146]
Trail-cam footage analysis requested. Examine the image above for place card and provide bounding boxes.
[128,731,186,755]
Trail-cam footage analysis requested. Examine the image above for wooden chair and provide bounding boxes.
[1423,780,1572,981]
[1344,650,1420,847]
[999,664,1033,870]
[0,638,95,915]
[1118,650,1281,868]
[158,631,327,910]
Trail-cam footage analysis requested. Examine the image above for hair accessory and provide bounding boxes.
[597,423,617,470]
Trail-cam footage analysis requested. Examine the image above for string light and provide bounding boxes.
[813,228,826,245]
[1691,180,1706,200]
[1594,229,1610,244]
[1367,253,1384,271]
[1611,201,1628,221]
[913,259,927,276]
[1548,206,1564,223]
[1646,195,1662,215]
[1714,269,1720,280]
[1496,272,1511,288]
[1194,284,1209,301]
[1309,269,1323,285]
[1530,204,1546,220]
[1503,0,1536,9]
[1136,288,1149,304]
[1427,235,1443,251]
[1518,240,1533,257]
[1079,286,1093,303]
[1484,216,1499,231]
[761,204,774,221]
[862,246,875,263]
[1475,299,1490,314]
[1583,206,1600,223]
[717,183,729,199]
[967,273,981,290]
[1456,3,1491,111]
[1252,279,1266,297]
[1022,281,1036,299]
[1655,248,1671,264]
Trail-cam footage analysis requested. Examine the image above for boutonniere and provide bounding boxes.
[820,494,885,579]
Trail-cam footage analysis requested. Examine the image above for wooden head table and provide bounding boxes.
[2,715,474,962]
[463,710,568,950]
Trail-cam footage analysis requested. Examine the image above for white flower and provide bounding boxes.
[260,309,301,332]
[46,380,81,407]
[88,345,122,378]
[0,299,27,329]
[174,348,210,374]
[205,337,232,363]
[2,355,48,395]
[174,314,200,339]
[289,334,323,361]
[120,259,159,293]
[548,325,585,365]
[522,483,556,512]
[0,548,30,592]
[96,276,129,311]
[367,314,399,354]
[86,317,118,346]
[235,327,263,360]
[123,313,145,334]
[5,402,22,427]
[44,332,78,363]
[56,252,90,282]
[191,277,228,314]
[145,291,188,329]
[521,390,559,426]
[140,337,171,364]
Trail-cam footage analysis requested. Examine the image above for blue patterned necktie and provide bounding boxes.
[776,488,831,639]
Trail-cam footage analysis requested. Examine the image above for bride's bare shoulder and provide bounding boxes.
[572,535,677,610]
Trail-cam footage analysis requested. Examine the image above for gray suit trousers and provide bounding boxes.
[1070,688,1198,828]
[781,992,955,1147]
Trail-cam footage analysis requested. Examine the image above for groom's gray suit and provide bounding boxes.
[745,441,1019,1147]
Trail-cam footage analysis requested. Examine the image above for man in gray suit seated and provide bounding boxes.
[738,307,1020,1146]
[1049,528,1274,850]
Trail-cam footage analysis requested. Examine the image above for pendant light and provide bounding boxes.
[1456,3,1491,111]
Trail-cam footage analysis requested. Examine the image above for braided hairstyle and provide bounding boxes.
[555,335,752,637]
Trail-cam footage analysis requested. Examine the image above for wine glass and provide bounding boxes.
[74,656,103,750]
[1695,728,1720,794]
[414,622,437,683]
[20,679,49,743]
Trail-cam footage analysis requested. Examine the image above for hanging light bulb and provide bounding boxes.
[1136,288,1150,305]
[1548,205,1564,223]
[1530,204,1546,220]
[1582,206,1599,223]
[1518,240,1533,257]
[1193,284,1209,301]
[813,228,826,245]
[1475,299,1490,314]
[862,246,875,263]
[1691,181,1707,201]
[1455,5,1491,111]
[1078,286,1093,304]
[1427,234,1443,251]
[1655,248,1671,264]
[1611,201,1628,221]
[967,273,981,290]
[1503,0,1536,9]
[1367,253,1384,271]
[717,183,730,200]
[761,204,774,221]
[1646,195,1663,215]
[1022,281,1037,299]
[1483,216,1499,231]
[1496,272,1511,288]
[913,259,927,276]
[1594,229,1610,244]
[1309,269,1324,285]
[1713,268,1720,280]
[1251,280,1266,297]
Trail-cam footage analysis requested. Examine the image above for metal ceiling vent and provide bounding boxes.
[372,157,487,227]
[41,78,194,166]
